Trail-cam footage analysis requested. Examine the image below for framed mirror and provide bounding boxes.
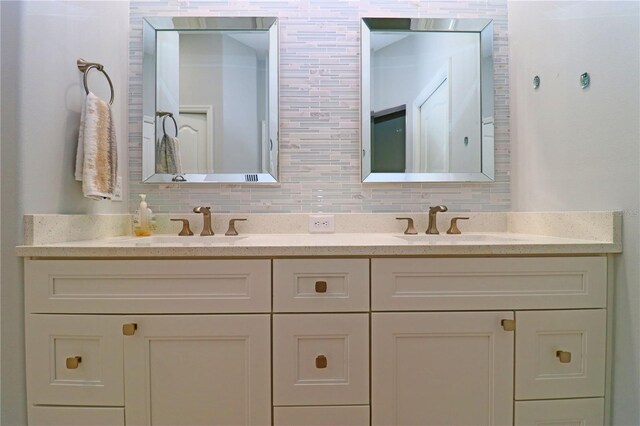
[361,18,494,183]
[142,17,279,183]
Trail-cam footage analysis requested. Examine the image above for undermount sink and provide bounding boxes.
[114,235,247,246]
[394,233,527,243]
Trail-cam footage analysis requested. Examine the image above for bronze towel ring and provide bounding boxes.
[77,58,115,105]
[157,111,178,138]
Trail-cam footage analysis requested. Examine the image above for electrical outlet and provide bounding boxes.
[112,176,123,201]
[309,214,335,233]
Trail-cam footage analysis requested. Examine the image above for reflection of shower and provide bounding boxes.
[371,105,406,173]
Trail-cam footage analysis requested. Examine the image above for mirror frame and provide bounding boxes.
[142,16,279,183]
[361,17,494,183]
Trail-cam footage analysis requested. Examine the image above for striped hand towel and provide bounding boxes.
[74,92,118,200]
[155,133,182,174]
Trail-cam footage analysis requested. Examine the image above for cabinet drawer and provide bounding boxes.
[26,315,124,406]
[273,314,369,405]
[25,259,271,313]
[372,257,606,311]
[274,259,369,312]
[515,310,606,400]
[29,406,125,426]
[274,406,370,426]
[515,398,604,425]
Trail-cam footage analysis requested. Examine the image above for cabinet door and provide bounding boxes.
[273,314,369,406]
[124,315,271,426]
[26,314,124,406]
[515,310,606,400]
[372,312,514,426]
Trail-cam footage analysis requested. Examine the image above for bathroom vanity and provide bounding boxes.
[18,212,620,426]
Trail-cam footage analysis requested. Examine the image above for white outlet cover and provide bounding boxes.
[309,214,335,233]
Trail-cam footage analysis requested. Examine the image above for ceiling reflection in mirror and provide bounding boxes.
[361,18,494,183]
[143,17,278,183]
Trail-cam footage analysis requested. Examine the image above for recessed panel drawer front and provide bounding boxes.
[274,406,370,426]
[29,406,125,426]
[514,398,604,426]
[26,259,271,313]
[372,257,606,311]
[515,310,606,400]
[26,315,124,406]
[273,314,369,406]
[273,259,369,312]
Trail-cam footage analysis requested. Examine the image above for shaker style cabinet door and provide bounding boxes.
[26,314,124,407]
[123,315,271,426]
[372,311,514,426]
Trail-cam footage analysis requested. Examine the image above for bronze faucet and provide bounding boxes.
[193,206,214,236]
[426,205,448,234]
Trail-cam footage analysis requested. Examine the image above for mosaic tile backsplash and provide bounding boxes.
[128,0,510,214]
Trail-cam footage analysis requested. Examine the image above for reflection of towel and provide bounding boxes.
[74,92,118,200]
[155,134,182,174]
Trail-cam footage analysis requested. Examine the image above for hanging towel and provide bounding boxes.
[74,92,118,200]
[155,133,182,174]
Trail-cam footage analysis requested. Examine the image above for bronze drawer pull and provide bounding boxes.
[556,350,572,363]
[122,323,138,336]
[315,281,327,293]
[315,355,328,369]
[66,356,82,369]
[501,319,515,331]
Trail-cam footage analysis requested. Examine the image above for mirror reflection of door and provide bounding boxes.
[178,112,210,174]
[371,106,406,173]
[419,78,449,173]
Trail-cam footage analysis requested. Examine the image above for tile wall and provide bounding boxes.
[129,0,509,213]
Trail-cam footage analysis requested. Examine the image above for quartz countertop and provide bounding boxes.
[16,231,621,258]
[17,211,622,258]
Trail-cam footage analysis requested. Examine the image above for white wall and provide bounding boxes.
[509,1,640,424]
[0,2,129,424]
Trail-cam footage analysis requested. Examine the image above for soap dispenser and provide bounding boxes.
[133,194,155,236]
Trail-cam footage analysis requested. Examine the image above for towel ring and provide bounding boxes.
[157,111,178,137]
[77,58,114,105]
[162,114,178,138]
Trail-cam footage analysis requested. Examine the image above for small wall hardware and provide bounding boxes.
[580,72,590,89]
[533,75,540,89]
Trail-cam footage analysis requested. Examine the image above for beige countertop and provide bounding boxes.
[17,211,622,258]
[16,231,620,258]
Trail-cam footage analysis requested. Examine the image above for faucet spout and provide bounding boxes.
[426,205,448,234]
[193,206,214,236]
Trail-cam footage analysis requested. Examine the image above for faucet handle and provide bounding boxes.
[447,217,470,235]
[225,218,247,236]
[396,217,417,235]
[170,219,194,236]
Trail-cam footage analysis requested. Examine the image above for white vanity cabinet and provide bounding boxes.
[24,259,272,426]
[272,259,371,425]
[371,256,609,426]
[24,254,611,426]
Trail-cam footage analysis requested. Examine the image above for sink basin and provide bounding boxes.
[394,233,527,243]
[114,235,247,246]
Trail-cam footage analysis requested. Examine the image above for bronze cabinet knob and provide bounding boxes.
[315,355,328,369]
[556,350,572,363]
[315,280,328,293]
[122,323,138,336]
[66,356,82,369]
